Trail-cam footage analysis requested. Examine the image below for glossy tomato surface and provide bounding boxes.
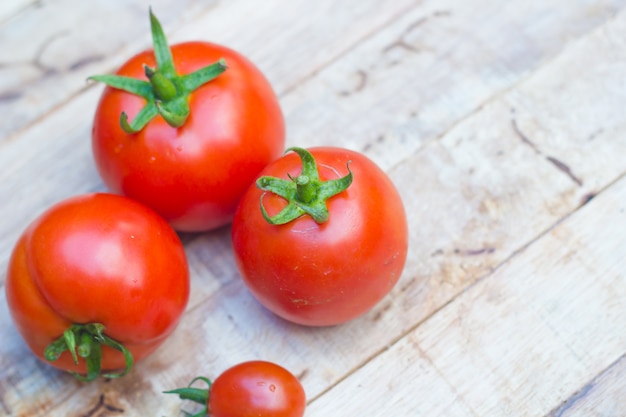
[209,361,306,417]
[231,147,408,326]
[92,41,285,232]
[5,193,189,375]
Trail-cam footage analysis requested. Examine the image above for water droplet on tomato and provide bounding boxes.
[269,384,276,392]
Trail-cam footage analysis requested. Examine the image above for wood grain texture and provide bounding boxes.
[0,0,625,416]
[281,0,624,170]
[305,173,626,416]
[0,1,35,24]
[552,354,626,417]
[0,0,417,141]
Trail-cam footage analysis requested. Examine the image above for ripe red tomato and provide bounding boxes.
[5,193,189,380]
[166,360,306,417]
[231,147,408,326]
[91,11,284,232]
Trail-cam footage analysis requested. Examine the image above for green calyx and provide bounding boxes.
[89,9,227,133]
[164,376,212,417]
[44,323,133,382]
[257,147,353,225]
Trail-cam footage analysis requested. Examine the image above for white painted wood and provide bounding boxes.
[0,0,416,140]
[306,170,626,417]
[416,178,626,417]
[281,0,626,171]
[0,0,625,416]
[552,355,626,417]
[2,0,624,285]
[0,0,216,139]
[0,0,35,24]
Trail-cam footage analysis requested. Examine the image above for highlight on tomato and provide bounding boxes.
[165,360,306,417]
[231,147,409,326]
[5,193,190,381]
[90,10,285,232]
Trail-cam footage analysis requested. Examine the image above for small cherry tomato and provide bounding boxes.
[231,147,409,326]
[5,193,189,381]
[91,11,284,232]
[166,360,306,417]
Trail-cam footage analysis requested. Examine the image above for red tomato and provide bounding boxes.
[231,147,408,326]
[210,361,306,417]
[165,361,306,417]
[91,12,284,232]
[5,193,189,380]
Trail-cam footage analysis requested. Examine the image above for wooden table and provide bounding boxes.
[1,1,625,416]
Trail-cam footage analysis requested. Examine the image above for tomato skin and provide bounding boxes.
[209,361,306,417]
[231,147,408,326]
[5,193,189,374]
[92,41,285,232]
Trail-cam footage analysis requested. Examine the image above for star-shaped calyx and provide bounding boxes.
[44,323,133,382]
[256,147,353,225]
[89,9,227,133]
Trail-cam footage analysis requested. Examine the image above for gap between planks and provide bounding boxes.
[305,168,626,408]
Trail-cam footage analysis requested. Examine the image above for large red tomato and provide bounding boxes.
[231,147,408,326]
[91,11,284,232]
[5,193,189,381]
[166,360,306,417]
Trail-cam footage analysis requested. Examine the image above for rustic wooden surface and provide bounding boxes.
[1,1,625,416]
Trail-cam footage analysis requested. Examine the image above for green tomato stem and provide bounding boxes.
[256,147,353,225]
[89,9,227,133]
[294,175,316,203]
[43,323,133,382]
[164,376,212,417]
[145,65,178,101]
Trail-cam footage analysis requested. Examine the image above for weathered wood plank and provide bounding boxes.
[0,0,417,141]
[305,166,626,417]
[2,0,624,286]
[1,1,626,416]
[282,0,626,171]
[550,354,626,417]
[304,334,479,416]
[0,0,35,24]
[417,178,626,417]
[0,0,217,139]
